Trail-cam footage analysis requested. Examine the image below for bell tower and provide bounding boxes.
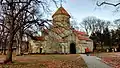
[51,6,72,54]
[52,6,71,28]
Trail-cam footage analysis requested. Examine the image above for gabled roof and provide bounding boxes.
[52,6,70,18]
[72,30,87,36]
[72,30,91,41]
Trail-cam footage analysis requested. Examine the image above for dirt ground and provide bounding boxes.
[0,54,87,68]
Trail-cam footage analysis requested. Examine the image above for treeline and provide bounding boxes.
[80,16,120,52]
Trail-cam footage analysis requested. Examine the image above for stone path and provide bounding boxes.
[80,54,111,68]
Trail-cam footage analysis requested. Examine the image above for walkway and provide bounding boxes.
[80,54,111,68]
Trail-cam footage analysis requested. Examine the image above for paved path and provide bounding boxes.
[80,54,111,68]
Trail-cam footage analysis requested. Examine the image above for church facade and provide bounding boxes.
[28,7,93,54]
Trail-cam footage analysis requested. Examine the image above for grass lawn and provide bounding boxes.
[0,54,87,68]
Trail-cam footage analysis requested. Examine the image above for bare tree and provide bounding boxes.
[0,0,60,63]
[80,16,111,36]
[80,16,98,35]
[114,19,120,28]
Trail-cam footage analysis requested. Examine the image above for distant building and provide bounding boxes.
[28,6,93,54]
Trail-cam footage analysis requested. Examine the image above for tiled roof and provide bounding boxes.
[52,6,70,18]
[72,30,87,36]
[72,30,90,41]
[42,29,49,34]
[53,28,64,34]
[78,36,90,40]
[42,28,91,41]
[35,36,45,41]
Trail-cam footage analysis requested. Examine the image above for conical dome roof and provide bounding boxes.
[52,6,70,18]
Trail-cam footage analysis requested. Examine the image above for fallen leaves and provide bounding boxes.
[95,52,120,68]
[0,54,87,68]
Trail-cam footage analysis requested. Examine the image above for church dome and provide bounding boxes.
[52,6,70,18]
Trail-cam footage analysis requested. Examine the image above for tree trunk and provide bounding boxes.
[94,42,97,50]
[5,45,12,63]
[16,34,21,56]
[3,43,6,55]
[101,44,104,49]
[4,34,14,63]
[17,43,21,56]
[16,30,23,56]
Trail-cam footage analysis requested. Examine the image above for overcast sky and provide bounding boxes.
[49,0,120,23]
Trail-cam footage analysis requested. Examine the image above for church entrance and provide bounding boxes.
[70,43,76,54]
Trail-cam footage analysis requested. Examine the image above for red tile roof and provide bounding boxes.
[72,30,87,35]
[42,29,49,34]
[52,6,70,18]
[35,36,45,41]
[42,28,91,41]
[78,36,90,40]
[53,28,64,34]
[72,30,90,41]
[43,27,65,34]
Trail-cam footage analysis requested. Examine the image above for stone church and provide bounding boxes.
[28,6,93,54]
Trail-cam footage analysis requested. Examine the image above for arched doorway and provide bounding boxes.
[70,43,76,54]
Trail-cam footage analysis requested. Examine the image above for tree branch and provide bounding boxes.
[14,20,39,34]
[13,0,32,22]
[0,24,10,30]
[97,1,120,7]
